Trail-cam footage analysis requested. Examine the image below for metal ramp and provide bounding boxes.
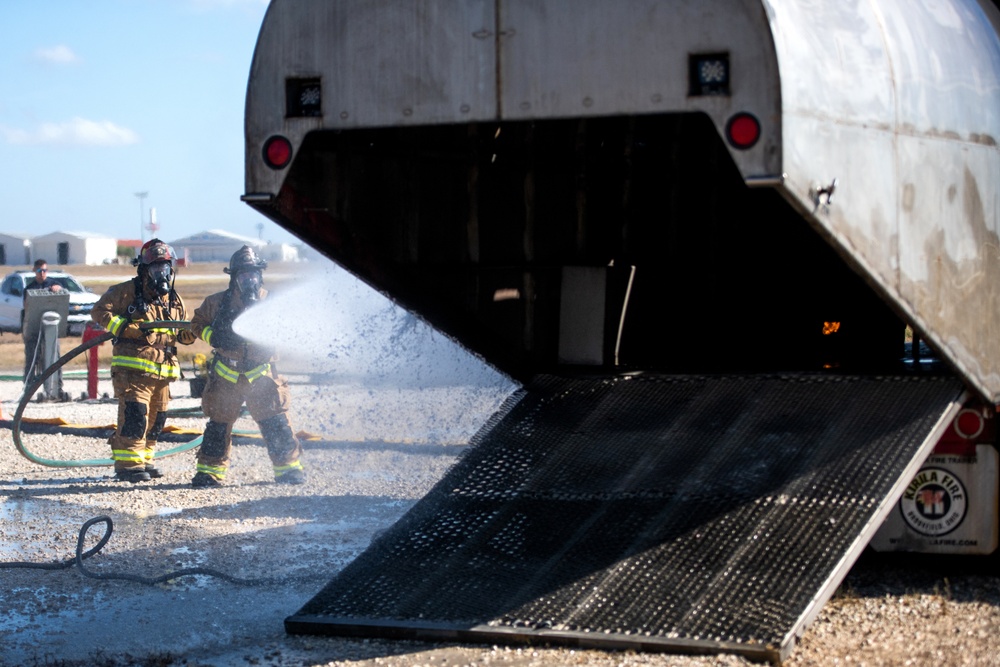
[286,374,964,663]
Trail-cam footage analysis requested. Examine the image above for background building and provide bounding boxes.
[168,229,299,263]
[0,233,32,266]
[31,231,118,266]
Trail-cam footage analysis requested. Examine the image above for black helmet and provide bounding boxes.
[224,245,268,275]
[133,238,176,296]
[225,245,267,303]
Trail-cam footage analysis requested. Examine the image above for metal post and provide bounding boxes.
[39,311,63,401]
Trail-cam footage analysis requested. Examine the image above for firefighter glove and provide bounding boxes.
[177,329,197,345]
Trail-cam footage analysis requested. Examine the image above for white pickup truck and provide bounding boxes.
[0,269,99,337]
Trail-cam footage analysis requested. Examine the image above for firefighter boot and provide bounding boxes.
[259,414,305,484]
[191,472,223,488]
[115,469,152,483]
[113,401,151,483]
[192,420,229,488]
[275,467,306,485]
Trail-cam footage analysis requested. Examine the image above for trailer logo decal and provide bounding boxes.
[899,467,967,537]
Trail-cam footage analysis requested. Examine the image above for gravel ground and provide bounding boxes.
[2,372,1000,667]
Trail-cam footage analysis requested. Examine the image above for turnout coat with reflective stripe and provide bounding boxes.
[91,278,187,380]
[190,288,275,380]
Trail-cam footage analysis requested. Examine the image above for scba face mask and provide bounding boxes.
[235,270,263,303]
[147,261,173,296]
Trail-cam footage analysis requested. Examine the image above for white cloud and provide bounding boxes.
[1,118,139,146]
[33,45,79,65]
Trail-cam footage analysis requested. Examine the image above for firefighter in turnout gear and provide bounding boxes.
[91,239,197,483]
[188,245,305,487]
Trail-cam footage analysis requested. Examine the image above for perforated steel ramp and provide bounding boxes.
[286,374,964,663]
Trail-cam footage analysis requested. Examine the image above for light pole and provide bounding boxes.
[134,192,148,243]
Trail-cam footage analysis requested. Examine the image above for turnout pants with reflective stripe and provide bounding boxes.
[196,371,302,479]
[110,371,172,472]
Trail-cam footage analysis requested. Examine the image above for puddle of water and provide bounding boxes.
[0,498,98,560]
[136,506,184,518]
[0,497,74,523]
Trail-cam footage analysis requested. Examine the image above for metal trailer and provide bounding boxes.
[242,0,1000,661]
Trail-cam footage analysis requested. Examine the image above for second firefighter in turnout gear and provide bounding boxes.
[188,245,305,488]
[91,239,197,483]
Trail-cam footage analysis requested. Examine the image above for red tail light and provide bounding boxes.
[263,135,293,169]
[726,112,761,149]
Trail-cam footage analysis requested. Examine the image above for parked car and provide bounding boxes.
[0,270,100,336]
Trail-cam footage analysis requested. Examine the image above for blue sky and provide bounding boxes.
[0,0,300,246]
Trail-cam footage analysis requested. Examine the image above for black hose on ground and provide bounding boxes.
[0,516,317,586]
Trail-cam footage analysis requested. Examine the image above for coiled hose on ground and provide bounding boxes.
[0,515,316,585]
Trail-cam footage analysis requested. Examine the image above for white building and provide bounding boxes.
[31,231,118,266]
[0,233,32,266]
[168,229,300,264]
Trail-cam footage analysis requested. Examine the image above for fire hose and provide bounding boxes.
[0,515,317,585]
[11,320,204,468]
